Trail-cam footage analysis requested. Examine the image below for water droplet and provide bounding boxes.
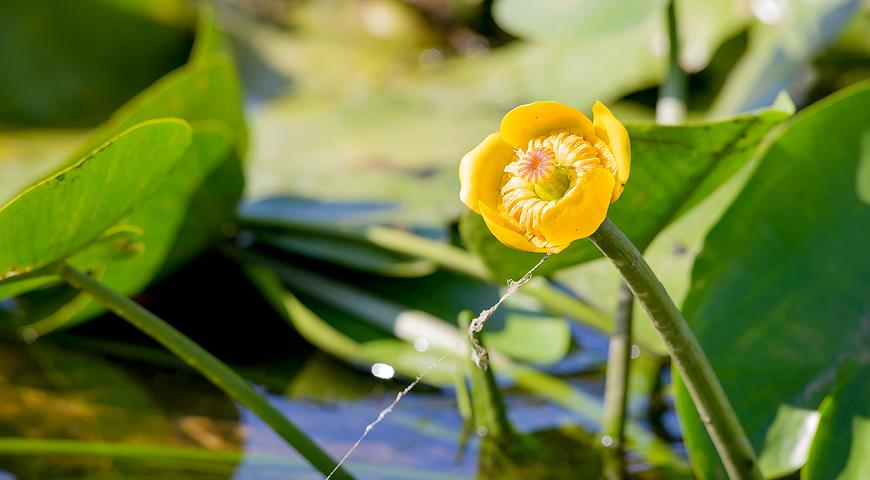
[371,363,395,380]
[476,426,488,437]
[630,345,641,359]
[601,435,614,447]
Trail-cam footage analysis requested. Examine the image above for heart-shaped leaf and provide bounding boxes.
[674,82,870,479]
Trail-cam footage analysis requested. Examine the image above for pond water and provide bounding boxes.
[0,257,687,480]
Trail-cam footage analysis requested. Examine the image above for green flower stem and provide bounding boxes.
[589,218,762,480]
[600,3,688,476]
[55,263,353,480]
[458,311,513,443]
[601,282,633,479]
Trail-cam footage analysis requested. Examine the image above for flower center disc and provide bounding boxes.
[516,148,556,184]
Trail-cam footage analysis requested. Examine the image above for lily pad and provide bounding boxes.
[674,82,870,479]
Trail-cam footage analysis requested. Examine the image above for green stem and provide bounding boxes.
[458,311,513,443]
[600,3,687,475]
[601,282,633,479]
[656,0,688,125]
[366,226,491,280]
[55,263,353,480]
[589,218,761,480]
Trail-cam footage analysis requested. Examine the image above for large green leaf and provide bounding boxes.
[16,9,249,326]
[0,130,84,205]
[1,127,234,330]
[0,0,192,128]
[460,102,792,280]
[0,119,192,280]
[69,5,246,272]
[674,82,870,479]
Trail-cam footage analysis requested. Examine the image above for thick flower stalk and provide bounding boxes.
[460,101,630,253]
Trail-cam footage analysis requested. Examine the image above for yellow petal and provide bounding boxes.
[459,133,515,214]
[478,201,551,253]
[592,101,630,202]
[540,167,615,246]
[500,101,597,148]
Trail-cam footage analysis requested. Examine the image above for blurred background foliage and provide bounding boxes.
[0,0,868,479]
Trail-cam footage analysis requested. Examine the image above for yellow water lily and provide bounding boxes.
[460,101,630,253]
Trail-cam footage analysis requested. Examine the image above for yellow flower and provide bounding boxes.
[459,101,630,253]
